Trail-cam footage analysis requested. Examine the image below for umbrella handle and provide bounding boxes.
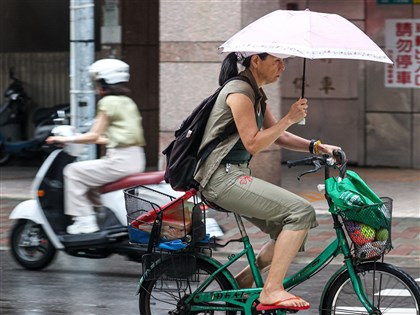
[298,58,306,125]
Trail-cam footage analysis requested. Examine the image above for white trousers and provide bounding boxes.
[63,146,145,216]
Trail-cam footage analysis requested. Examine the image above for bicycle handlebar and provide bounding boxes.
[286,156,320,168]
[287,149,347,179]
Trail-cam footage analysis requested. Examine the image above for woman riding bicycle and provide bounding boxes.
[194,52,341,311]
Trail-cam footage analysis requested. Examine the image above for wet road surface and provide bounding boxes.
[1,250,419,315]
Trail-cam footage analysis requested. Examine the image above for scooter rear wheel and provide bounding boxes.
[10,219,56,270]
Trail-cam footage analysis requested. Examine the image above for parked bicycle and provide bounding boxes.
[124,150,420,314]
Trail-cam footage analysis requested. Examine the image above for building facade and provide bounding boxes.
[1,0,418,183]
[159,0,420,184]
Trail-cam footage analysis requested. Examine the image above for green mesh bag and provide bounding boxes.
[325,170,390,229]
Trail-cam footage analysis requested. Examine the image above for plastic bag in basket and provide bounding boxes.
[325,170,390,229]
[131,201,192,241]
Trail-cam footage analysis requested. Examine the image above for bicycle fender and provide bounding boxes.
[135,252,238,295]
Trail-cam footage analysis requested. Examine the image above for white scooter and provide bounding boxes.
[8,122,189,270]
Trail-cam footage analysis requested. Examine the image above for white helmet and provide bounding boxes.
[88,59,130,84]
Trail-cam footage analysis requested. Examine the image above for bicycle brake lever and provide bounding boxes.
[297,160,322,180]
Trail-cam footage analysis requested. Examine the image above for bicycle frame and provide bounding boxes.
[138,152,381,314]
[171,208,377,314]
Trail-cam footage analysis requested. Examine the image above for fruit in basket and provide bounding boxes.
[376,228,389,241]
[344,220,359,233]
[360,223,375,240]
[350,231,370,246]
[345,221,375,246]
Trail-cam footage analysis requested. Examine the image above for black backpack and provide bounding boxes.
[162,76,251,191]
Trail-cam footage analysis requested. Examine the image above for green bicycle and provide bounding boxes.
[124,150,420,314]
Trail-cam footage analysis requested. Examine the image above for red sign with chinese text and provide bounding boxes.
[385,19,420,88]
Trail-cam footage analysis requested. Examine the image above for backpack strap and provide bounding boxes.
[197,120,236,162]
[196,75,256,169]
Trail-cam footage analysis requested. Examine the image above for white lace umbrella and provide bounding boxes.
[220,9,392,98]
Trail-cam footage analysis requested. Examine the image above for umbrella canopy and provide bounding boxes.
[220,9,392,64]
[220,9,392,124]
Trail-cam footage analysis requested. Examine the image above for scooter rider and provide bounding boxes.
[46,59,146,234]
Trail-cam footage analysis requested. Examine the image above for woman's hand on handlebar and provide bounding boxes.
[317,143,341,156]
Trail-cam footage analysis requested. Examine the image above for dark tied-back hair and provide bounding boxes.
[218,52,269,86]
[97,79,131,97]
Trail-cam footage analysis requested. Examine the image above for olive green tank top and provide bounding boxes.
[222,108,264,164]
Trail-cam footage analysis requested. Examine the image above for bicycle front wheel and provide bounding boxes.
[321,262,420,314]
[139,256,237,315]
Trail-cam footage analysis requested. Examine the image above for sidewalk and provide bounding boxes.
[1,164,419,267]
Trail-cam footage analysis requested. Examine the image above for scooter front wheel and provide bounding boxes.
[10,219,56,270]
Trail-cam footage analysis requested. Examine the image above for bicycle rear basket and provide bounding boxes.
[124,186,195,248]
[340,197,393,260]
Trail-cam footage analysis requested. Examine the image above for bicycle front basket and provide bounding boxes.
[341,197,393,260]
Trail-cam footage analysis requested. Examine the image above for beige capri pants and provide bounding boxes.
[202,163,318,240]
[64,146,145,217]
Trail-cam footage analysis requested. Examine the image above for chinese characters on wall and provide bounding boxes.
[282,58,357,98]
[385,19,420,88]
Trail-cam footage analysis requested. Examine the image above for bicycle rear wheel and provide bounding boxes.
[139,256,237,315]
[321,262,420,314]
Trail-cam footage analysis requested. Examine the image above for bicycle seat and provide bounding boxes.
[202,196,231,213]
[101,171,165,194]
